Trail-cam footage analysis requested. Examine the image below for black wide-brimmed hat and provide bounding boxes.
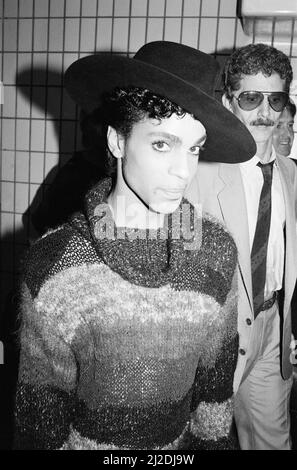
[64,41,256,163]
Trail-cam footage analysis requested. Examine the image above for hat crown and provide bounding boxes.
[64,41,256,164]
[134,41,220,97]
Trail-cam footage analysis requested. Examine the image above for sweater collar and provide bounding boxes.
[76,178,201,287]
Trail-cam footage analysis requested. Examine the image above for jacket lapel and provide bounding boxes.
[217,164,253,311]
[276,156,297,314]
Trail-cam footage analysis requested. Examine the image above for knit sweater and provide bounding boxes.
[14,178,239,450]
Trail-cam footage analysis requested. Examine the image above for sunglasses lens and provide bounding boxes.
[237,91,288,111]
[238,92,263,110]
[268,93,288,112]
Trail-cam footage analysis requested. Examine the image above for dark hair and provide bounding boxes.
[223,43,293,99]
[285,99,296,119]
[101,86,189,136]
[80,87,191,179]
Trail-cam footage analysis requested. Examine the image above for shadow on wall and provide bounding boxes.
[212,47,234,102]
[0,50,113,448]
[0,65,66,449]
[17,66,80,237]
[0,66,78,450]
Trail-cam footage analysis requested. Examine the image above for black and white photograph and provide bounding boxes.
[0,0,297,457]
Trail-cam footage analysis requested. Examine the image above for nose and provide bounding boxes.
[280,127,289,140]
[168,152,190,180]
[258,95,272,118]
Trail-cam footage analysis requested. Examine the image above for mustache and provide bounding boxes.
[251,118,275,127]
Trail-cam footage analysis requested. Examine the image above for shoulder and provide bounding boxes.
[201,212,237,260]
[22,220,99,299]
[180,212,238,305]
[196,160,221,178]
[194,161,242,190]
[277,154,297,172]
[276,155,297,186]
[186,162,221,204]
[197,161,241,174]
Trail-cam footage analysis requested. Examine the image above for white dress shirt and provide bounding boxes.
[240,149,285,300]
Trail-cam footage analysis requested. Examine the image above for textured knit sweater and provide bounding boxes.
[14,178,239,450]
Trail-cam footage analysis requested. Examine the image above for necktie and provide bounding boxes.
[251,161,274,318]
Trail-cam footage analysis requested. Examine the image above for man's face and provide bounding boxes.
[227,72,286,146]
[121,112,206,214]
[272,107,295,157]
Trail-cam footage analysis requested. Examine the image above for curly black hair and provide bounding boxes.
[101,86,188,137]
[223,43,293,99]
[286,99,296,118]
[80,87,191,179]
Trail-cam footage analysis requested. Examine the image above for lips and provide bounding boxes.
[161,189,184,199]
[254,124,273,128]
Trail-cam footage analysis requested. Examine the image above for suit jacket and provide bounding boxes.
[186,155,297,392]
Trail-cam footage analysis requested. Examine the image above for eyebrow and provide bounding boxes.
[148,131,207,145]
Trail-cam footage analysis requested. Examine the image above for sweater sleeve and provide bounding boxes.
[187,269,239,450]
[14,282,78,450]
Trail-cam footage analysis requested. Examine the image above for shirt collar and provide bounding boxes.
[240,147,277,175]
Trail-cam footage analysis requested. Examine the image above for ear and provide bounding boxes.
[107,126,125,159]
[222,93,233,112]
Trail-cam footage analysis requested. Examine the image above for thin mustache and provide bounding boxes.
[251,119,275,127]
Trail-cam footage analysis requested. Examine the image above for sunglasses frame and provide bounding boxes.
[233,90,289,112]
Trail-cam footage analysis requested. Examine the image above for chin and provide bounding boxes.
[150,199,181,214]
[251,127,273,140]
[278,147,290,157]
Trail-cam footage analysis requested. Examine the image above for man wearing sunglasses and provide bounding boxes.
[187,43,297,449]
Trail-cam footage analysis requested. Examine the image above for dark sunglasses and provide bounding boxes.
[233,91,289,112]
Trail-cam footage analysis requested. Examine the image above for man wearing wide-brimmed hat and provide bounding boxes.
[13,41,255,450]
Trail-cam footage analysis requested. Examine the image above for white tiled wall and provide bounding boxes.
[1,0,297,309]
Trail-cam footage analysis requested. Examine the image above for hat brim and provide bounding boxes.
[65,54,256,163]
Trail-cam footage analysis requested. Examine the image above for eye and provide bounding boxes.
[152,141,170,152]
[247,96,257,103]
[271,98,282,107]
[189,145,204,156]
[245,93,259,103]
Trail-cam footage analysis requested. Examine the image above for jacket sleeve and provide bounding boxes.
[291,159,297,341]
[14,282,78,450]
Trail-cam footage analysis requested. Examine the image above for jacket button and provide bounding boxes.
[239,348,246,355]
[246,318,252,326]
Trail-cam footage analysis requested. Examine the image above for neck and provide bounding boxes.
[256,136,273,163]
[107,162,165,230]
